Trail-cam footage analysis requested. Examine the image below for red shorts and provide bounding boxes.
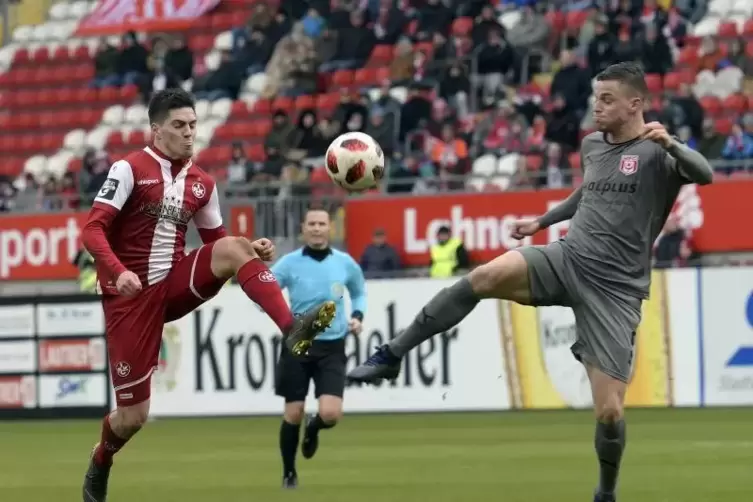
[104,243,225,406]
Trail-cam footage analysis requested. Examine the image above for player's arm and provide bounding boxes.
[536,186,583,229]
[81,160,133,281]
[664,139,713,185]
[194,184,228,243]
[345,256,367,323]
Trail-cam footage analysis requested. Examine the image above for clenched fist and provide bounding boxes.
[116,271,142,296]
[252,238,276,261]
[511,219,541,240]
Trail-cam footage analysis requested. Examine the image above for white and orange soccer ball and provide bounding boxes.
[324,132,385,192]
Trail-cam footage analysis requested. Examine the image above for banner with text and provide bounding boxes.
[149,279,511,417]
[345,181,753,266]
[75,0,221,36]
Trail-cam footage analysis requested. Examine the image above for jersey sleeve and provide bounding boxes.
[345,255,367,317]
[270,255,290,289]
[93,160,134,211]
[194,184,223,229]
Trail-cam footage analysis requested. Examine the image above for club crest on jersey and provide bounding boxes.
[115,361,131,378]
[258,271,276,283]
[192,181,206,199]
[619,155,639,175]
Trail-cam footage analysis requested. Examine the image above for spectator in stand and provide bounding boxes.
[332,90,369,135]
[697,117,726,160]
[140,38,181,101]
[722,38,747,70]
[414,0,452,42]
[227,141,255,184]
[366,108,397,156]
[246,2,274,34]
[476,28,516,102]
[91,38,120,88]
[542,142,571,189]
[164,35,194,83]
[721,123,753,164]
[676,125,697,150]
[267,8,293,46]
[426,99,456,138]
[550,50,591,116]
[613,29,638,63]
[13,173,40,211]
[292,109,327,159]
[390,38,416,84]
[264,21,316,98]
[506,5,549,52]
[372,81,402,122]
[399,85,432,140]
[257,146,286,181]
[742,113,753,138]
[373,3,407,45]
[83,150,109,201]
[327,0,352,30]
[326,10,376,71]
[195,50,243,101]
[237,30,274,77]
[510,154,536,190]
[315,28,339,70]
[672,83,704,138]
[639,23,673,75]
[265,110,297,157]
[640,0,668,31]
[471,5,504,46]
[60,172,80,210]
[438,61,471,118]
[359,228,402,279]
[117,31,149,86]
[608,0,639,36]
[40,177,62,211]
[545,94,580,152]
[0,177,15,212]
[662,7,687,48]
[431,123,470,189]
[587,15,616,76]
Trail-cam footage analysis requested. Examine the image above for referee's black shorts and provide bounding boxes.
[275,338,347,403]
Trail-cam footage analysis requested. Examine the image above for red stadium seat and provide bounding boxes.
[451,17,473,36]
[353,68,377,88]
[369,45,393,66]
[271,96,294,114]
[568,152,582,170]
[52,46,69,62]
[33,47,50,63]
[715,118,733,135]
[230,100,247,117]
[545,11,566,32]
[675,46,699,68]
[717,21,737,38]
[13,48,30,64]
[246,143,265,162]
[331,69,354,88]
[644,73,663,94]
[699,96,722,117]
[744,19,753,36]
[129,130,146,146]
[662,72,682,92]
[745,41,753,58]
[722,93,748,114]
[72,45,90,61]
[68,157,84,173]
[526,154,543,171]
[252,98,272,115]
[295,94,316,110]
[120,84,138,100]
[106,131,125,148]
[565,11,588,29]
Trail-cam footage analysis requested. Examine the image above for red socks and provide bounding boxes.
[237,259,294,333]
[94,415,128,466]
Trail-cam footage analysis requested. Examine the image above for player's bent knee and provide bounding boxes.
[595,400,624,423]
[211,236,259,277]
[117,403,150,432]
[318,407,342,425]
[283,402,305,424]
[468,250,530,301]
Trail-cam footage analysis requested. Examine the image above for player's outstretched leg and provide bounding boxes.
[211,237,336,356]
[588,366,627,502]
[83,404,147,502]
[302,395,341,459]
[348,251,532,383]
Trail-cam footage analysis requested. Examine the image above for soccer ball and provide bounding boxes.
[325,132,385,192]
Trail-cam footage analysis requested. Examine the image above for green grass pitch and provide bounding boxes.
[1,408,751,501]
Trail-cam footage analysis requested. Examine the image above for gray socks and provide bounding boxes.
[595,420,626,496]
[388,277,480,357]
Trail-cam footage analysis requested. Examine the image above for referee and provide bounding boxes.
[271,207,367,489]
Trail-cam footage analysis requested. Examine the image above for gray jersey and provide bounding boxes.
[562,132,691,298]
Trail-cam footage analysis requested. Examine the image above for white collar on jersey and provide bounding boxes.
[143,146,193,171]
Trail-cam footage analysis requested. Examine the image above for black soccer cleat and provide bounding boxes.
[82,444,111,502]
[284,301,337,356]
[301,415,320,459]
[347,345,401,383]
[282,472,298,489]
[594,491,616,502]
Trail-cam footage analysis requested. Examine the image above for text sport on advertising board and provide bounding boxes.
[345,181,753,266]
[148,280,511,417]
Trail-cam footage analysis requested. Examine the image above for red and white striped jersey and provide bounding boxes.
[90,146,222,294]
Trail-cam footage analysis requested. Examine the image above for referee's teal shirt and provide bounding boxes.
[271,247,367,341]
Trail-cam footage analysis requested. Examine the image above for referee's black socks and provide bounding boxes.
[308,414,336,434]
[279,420,300,476]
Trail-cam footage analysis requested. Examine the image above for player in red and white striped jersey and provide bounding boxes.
[80,89,336,502]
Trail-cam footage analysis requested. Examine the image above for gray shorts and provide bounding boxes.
[517,242,642,382]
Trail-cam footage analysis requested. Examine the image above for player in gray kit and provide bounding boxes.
[347,62,713,501]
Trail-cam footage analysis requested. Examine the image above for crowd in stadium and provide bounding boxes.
[1,0,753,212]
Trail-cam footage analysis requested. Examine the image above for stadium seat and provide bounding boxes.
[451,17,473,36]
[699,95,722,117]
[644,73,663,93]
[722,93,748,114]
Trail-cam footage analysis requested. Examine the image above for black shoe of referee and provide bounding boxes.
[282,472,298,489]
[82,445,111,502]
[285,301,337,356]
[301,415,320,459]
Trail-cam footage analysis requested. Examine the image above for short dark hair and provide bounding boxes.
[148,88,195,124]
[595,62,648,97]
